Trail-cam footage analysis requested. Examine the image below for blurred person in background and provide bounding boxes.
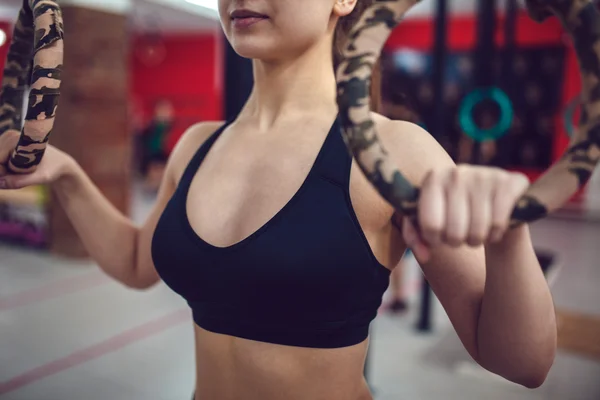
[139,99,174,192]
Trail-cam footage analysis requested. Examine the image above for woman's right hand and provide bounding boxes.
[0,130,75,190]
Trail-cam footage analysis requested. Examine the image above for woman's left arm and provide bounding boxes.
[415,221,555,389]
[479,222,556,387]
[378,118,556,388]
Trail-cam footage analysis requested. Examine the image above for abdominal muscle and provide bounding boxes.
[193,325,373,400]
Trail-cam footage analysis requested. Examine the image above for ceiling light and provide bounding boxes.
[184,0,218,11]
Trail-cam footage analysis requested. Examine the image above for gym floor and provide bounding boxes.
[1,184,599,400]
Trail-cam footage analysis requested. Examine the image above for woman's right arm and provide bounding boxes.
[52,156,165,289]
[2,122,221,289]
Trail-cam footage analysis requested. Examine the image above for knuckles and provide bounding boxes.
[419,219,443,239]
[415,166,529,248]
[508,171,531,190]
[444,233,466,247]
[430,166,530,193]
[466,234,486,247]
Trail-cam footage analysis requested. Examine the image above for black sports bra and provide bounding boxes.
[151,118,391,349]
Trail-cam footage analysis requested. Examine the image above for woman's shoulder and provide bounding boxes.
[370,112,455,184]
[167,121,225,184]
[347,112,456,229]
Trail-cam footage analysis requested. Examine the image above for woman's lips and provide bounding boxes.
[232,16,267,28]
[230,9,268,29]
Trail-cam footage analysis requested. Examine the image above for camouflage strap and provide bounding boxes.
[336,0,600,226]
[0,0,63,174]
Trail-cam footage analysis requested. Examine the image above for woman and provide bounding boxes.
[138,99,175,191]
[0,0,558,399]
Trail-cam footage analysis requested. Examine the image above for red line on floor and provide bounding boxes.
[0,308,191,395]
[0,272,111,312]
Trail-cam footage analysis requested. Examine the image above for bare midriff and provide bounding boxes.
[193,325,373,400]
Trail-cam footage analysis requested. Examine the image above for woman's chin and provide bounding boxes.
[228,36,278,59]
[231,46,270,61]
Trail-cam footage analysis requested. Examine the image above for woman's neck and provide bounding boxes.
[239,40,339,130]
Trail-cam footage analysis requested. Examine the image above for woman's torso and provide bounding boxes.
[154,113,406,400]
[194,326,371,400]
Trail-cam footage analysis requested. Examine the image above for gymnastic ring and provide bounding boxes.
[563,95,580,138]
[336,0,600,227]
[0,0,64,175]
[458,87,514,142]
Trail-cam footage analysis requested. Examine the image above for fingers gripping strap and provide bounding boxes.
[7,0,63,174]
[336,0,600,227]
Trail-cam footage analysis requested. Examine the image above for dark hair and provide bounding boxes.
[333,0,381,112]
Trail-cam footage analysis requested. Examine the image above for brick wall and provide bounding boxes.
[49,6,131,258]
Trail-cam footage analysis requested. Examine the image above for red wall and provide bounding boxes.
[385,12,564,51]
[0,25,223,154]
[0,22,11,78]
[130,33,222,153]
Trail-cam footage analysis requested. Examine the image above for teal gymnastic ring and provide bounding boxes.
[458,87,514,141]
[563,95,580,138]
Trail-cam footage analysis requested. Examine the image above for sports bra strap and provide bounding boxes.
[178,121,233,191]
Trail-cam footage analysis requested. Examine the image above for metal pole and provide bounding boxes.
[496,0,519,166]
[471,0,497,164]
[416,0,447,333]
[416,277,434,332]
[428,0,448,142]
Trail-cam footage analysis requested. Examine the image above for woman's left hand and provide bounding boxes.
[402,165,530,263]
